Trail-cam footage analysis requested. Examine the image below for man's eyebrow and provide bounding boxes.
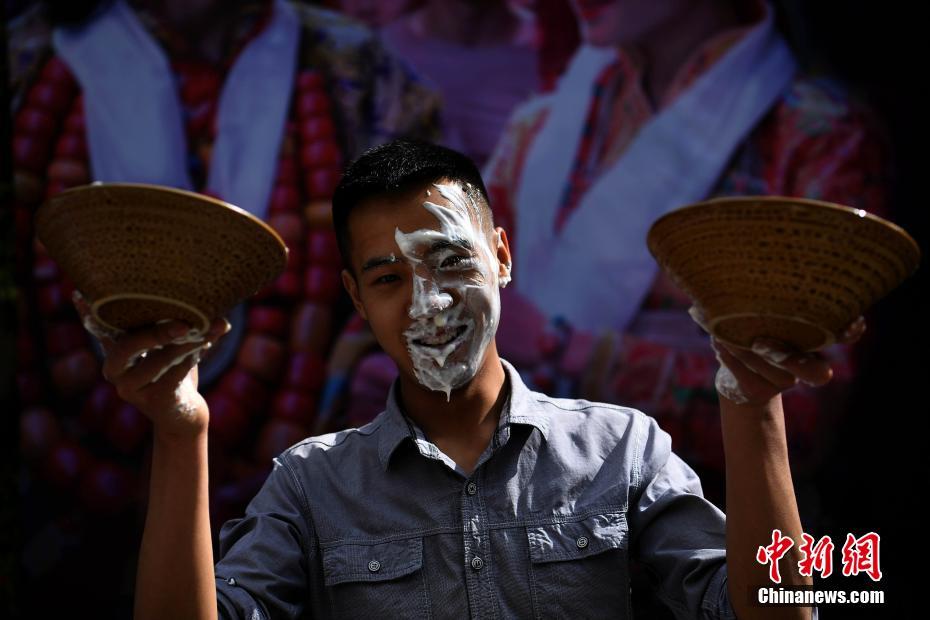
[361,255,402,272]
[427,238,474,255]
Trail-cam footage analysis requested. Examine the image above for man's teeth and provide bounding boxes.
[421,334,454,345]
[415,325,466,346]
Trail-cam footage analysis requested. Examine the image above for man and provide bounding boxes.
[76,140,852,618]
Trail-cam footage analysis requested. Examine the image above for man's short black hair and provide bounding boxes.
[332,139,493,274]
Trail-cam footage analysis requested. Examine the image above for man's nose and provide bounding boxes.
[409,272,453,319]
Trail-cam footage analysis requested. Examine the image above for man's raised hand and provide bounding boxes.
[72,291,231,439]
[711,317,866,406]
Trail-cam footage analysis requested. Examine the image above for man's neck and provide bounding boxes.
[397,349,508,473]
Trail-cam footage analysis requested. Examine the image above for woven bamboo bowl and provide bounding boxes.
[647,196,920,351]
[36,183,288,334]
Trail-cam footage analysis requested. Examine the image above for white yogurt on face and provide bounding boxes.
[395,183,501,400]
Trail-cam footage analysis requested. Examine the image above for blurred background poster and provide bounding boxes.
[2,0,927,617]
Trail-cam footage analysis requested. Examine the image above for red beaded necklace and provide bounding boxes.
[15,23,346,517]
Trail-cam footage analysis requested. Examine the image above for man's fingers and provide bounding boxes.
[718,340,798,391]
[688,306,710,334]
[102,321,200,381]
[838,316,866,345]
[208,316,232,339]
[750,338,833,387]
[712,342,778,402]
[776,355,832,387]
[72,290,122,350]
[72,290,90,316]
[139,351,201,400]
[118,340,210,392]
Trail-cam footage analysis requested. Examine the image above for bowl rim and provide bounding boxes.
[647,195,921,263]
[38,181,289,254]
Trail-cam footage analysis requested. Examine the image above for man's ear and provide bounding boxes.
[493,227,512,286]
[341,269,368,320]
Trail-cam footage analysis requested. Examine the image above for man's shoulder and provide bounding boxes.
[531,391,642,417]
[280,412,389,464]
[513,388,673,495]
[529,389,645,418]
[519,389,655,445]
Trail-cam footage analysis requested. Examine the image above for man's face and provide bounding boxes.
[343,181,510,400]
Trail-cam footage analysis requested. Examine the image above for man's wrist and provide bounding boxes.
[718,392,783,422]
[153,423,209,449]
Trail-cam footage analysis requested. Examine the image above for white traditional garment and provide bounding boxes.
[381,17,539,169]
[52,0,300,219]
[511,2,796,332]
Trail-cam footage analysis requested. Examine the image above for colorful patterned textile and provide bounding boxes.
[9,2,439,611]
[484,25,890,507]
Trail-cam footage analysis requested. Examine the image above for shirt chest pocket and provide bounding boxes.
[526,511,631,619]
[322,537,429,619]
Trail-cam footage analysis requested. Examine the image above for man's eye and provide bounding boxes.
[440,254,474,269]
[373,274,400,285]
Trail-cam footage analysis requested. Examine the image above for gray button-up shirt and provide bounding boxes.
[215,359,736,619]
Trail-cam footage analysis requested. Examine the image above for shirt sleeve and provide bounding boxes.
[627,413,736,620]
[215,453,316,620]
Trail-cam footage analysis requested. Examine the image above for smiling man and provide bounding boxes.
[78,139,847,619]
[349,180,506,404]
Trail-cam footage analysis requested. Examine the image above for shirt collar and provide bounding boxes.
[376,358,550,470]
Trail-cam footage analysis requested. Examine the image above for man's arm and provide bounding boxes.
[626,417,732,619]
[135,430,218,620]
[711,319,866,619]
[719,395,810,619]
[73,293,227,619]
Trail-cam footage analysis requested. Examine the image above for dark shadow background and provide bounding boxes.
[777,2,928,617]
[2,0,927,617]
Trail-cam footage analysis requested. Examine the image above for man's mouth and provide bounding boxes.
[412,324,468,347]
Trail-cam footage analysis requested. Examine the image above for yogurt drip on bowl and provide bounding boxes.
[395,183,502,400]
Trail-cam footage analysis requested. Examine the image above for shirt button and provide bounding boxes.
[471,556,484,571]
[576,536,589,549]
[368,560,381,572]
[466,482,478,495]
[227,577,237,586]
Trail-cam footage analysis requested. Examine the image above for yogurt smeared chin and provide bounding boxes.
[405,320,477,400]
